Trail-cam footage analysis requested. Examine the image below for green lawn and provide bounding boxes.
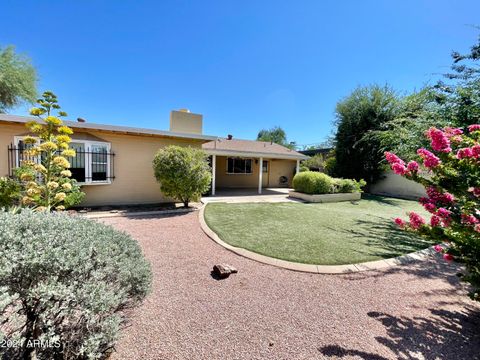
[204,195,433,265]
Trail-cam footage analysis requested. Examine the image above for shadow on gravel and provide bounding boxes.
[319,306,480,360]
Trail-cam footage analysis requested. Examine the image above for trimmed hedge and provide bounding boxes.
[0,210,152,359]
[292,171,366,194]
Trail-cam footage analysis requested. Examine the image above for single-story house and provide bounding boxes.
[0,110,307,206]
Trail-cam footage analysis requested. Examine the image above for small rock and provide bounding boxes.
[269,341,274,347]
[212,264,238,279]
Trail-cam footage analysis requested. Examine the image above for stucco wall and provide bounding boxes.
[214,156,296,188]
[370,170,426,200]
[0,122,204,206]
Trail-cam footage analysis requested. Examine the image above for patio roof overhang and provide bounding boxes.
[204,149,309,161]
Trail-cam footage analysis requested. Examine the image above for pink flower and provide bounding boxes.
[468,124,480,133]
[456,147,474,159]
[409,211,425,229]
[461,214,479,225]
[475,224,480,233]
[426,187,455,205]
[423,202,437,213]
[430,215,441,227]
[426,127,452,153]
[444,127,463,137]
[394,217,406,228]
[469,187,480,197]
[407,161,419,172]
[436,207,451,218]
[472,145,480,158]
[385,151,405,165]
[433,244,443,253]
[443,253,454,262]
[392,162,408,175]
[417,148,441,168]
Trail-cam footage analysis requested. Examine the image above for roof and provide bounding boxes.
[0,114,217,141]
[299,148,333,157]
[203,138,308,160]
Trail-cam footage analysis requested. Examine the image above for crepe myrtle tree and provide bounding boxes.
[18,91,84,211]
[385,124,480,301]
[153,145,212,207]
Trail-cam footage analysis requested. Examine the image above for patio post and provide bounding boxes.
[212,154,216,196]
[296,159,300,174]
[258,157,263,194]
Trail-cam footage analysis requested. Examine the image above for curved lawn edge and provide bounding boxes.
[199,206,437,274]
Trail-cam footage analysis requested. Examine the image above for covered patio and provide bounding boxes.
[202,137,308,196]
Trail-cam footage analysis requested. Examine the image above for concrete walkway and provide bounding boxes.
[202,187,302,203]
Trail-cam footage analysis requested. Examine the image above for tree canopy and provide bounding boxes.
[257,126,296,149]
[333,84,399,184]
[0,45,37,113]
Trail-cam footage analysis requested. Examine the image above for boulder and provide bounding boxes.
[212,264,238,279]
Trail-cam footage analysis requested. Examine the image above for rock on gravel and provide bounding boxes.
[212,264,238,279]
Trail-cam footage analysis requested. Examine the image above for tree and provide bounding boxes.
[0,45,37,113]
[334,84,399,184]
[257,126,296,149]
[17,91,84,211]
[386,124,480,302]
[152,146,211,207]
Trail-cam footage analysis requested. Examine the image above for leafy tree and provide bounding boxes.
[257,126,296,149]
[153,146,211,207]
[386,124,480,302]
[17,91,84,211]
[334,84,399,184]
[0,45,37,113]
[301,154,325,171]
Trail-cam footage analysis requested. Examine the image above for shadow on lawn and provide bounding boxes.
[318,305,480,359]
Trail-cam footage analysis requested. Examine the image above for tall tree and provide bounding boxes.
[0,45,37,113]
[257,126,296,149]
[334,84,399,184]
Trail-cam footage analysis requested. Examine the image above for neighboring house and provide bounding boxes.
[0,110,307,206]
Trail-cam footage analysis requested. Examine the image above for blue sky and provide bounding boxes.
[1,1,479,146]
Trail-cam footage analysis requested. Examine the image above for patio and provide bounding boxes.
[102,212,480,360]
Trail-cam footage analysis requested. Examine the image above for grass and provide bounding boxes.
[204,194,433,265]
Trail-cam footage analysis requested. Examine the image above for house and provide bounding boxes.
[0,110,307,206]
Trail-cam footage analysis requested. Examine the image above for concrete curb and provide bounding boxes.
[199,205,437,274]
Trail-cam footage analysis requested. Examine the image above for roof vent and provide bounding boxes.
[77,117,86,123]
[227,134,233,140]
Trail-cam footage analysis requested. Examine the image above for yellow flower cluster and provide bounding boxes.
[47,181,59,190]
[39,141,58,152]
[29,107,46,116]
[22,196,35,205]
[61,149,76,157]
[34,164,47,173]
[54,192,67,202]
[61,182,72,191]
[24,148,40,157]
[55,205,65,211]
[60,170,72,177]
[56,135,71,144]
[53,156,70,168]
[23,136,37,145]
[45,116,63,126]
[57,126,73,135]
[20,173,33,181]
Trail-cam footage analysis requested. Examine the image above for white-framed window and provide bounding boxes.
[14,137,112,185]
[226,157,252,174]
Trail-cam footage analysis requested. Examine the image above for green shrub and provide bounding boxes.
[334,178,367,193]
[292,171,335,194]
[323,156,337,176]
[0,211,152,359]
[0,177,21,209]
[153,145,211,207]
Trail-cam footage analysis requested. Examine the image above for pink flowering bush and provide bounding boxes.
[386,125,480,301]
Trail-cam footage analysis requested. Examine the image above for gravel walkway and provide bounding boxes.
[103,212,480,360]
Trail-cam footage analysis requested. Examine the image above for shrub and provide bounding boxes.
[334,178,366,193]
[386,125,480,301]
[292,171,335,194]
[323,155,337,176]
[0,210,152,359]
[153,145,211,207]
[0,177,21,209]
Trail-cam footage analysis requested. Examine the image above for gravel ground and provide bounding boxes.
[102,212,480,360]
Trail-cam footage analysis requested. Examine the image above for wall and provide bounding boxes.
[369,170,426,199]
[0,122,204,206]
[214,156,297,188]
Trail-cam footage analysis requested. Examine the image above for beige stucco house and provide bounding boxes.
[0,110,307,206]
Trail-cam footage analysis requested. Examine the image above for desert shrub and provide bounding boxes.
[292,171,335,194]
[334,178,367,193]
[0,210,152,359]
[0,177,21,209]
[153,145,211,207]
